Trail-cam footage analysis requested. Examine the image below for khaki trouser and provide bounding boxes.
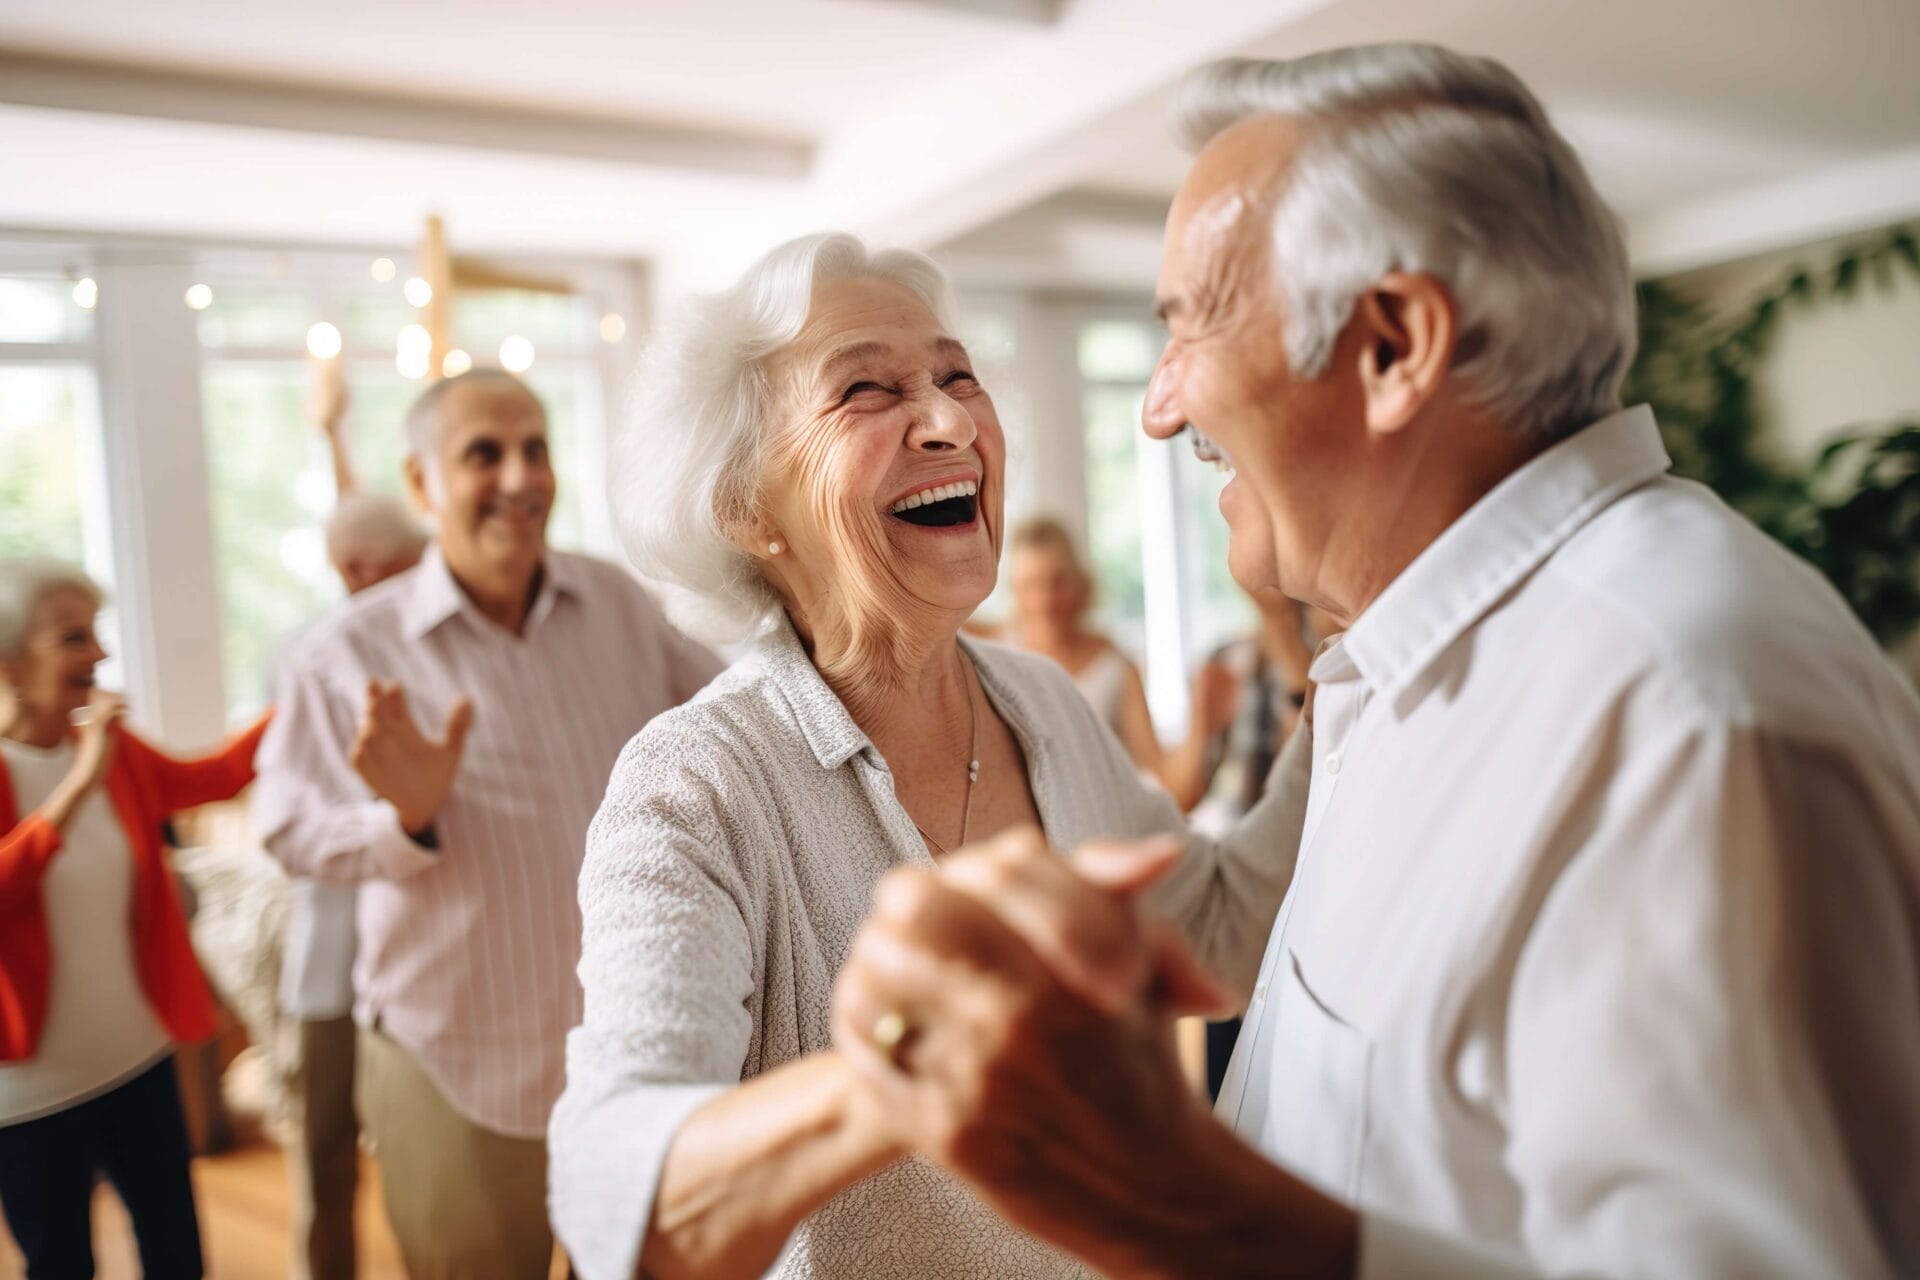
[290,1016,360,1280]
[356,1026,557,1280]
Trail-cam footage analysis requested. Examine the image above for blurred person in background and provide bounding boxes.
[0,556,268,1279]
[999,516,1230,796]
[278,359,431,1280]
[252,369,719,1280]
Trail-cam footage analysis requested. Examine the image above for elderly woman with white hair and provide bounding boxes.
[0,556,269,1277]
[547,233,1308,1279]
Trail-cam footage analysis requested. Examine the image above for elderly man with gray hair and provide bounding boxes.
[829,43,1920,1279]
[253,369,720,1279]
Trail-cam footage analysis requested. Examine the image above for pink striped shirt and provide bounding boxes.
[251,545,720,1137]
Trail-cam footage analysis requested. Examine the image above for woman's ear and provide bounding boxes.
[1354,272,1458,439]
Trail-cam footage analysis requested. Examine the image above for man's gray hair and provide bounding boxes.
[611,231,955,646]
[402,368,543,461]
[1179,43,1636,441]
[325,492,429,567]
[0,556,104,658]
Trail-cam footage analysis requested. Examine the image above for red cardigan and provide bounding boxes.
[0,716,270,1063]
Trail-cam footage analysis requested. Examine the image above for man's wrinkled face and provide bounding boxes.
[1143,116,1365,603]
[413,382,554,583]
[759,275,1006,626]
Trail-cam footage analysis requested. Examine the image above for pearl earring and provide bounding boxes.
[768,540,783,556]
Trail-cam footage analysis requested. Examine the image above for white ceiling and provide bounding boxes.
[2,0,1917,291]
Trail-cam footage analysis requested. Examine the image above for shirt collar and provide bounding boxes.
[1329,404,1671,703]
[752,614,1015,772]
[399,542,579,641]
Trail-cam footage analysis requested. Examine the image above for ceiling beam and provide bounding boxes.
[1628,144,1920,276]
[0,49,811,178]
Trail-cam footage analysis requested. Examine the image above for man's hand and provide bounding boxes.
[349,680,473,835]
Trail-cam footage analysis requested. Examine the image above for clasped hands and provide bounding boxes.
[830,828,1289,1277]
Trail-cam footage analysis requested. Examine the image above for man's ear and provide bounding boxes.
[403,454,435,517]
[1353,272,1458,438]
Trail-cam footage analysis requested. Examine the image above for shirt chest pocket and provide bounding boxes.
[1249,950,1372,1202]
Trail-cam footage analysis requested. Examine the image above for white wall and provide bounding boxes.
[1664,230,1920,465]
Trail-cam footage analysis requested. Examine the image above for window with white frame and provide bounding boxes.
[0,260,122,688]
[192,252,620,722]
[1076,316,1251,739]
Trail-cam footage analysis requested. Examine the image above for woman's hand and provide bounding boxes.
[30,689,126,835]
[66,689,125,796]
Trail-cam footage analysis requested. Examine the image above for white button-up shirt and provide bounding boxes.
[252,545,720,1137]
[1219,406,1920,1278]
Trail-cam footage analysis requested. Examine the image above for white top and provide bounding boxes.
[278,878,356,1021]
[1220,406,1920,1279]
[1067,644,1130,737]
[0,738,169,1126]
[251,545,721,1137]
[549,620,1309,1280]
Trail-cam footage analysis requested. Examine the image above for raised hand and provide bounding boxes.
[67,688,127,796]
[348,680,474,835]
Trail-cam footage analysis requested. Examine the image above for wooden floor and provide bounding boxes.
[0,1143,411,1279]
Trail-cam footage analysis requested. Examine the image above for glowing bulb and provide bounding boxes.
[397,323,431,352]
[305,321,343,359]
[396,347,430,380]
[72,277,98,309]
[599,312,626,343]
[370,257,396,283]
[499,335,534,372]
[441,348,473,377]
[185,283,213,310]
[404,276,433,308]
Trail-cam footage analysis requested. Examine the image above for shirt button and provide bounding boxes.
[1324,752,1342,775]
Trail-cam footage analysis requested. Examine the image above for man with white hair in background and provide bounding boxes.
[831,44,1920,1279]
[253,369,721,1279]
[279,487,427,1280]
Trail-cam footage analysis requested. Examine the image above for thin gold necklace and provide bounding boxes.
[912,653,981,858]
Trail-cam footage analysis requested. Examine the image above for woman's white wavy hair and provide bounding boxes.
[612,232,956,647]
[1179,43,1636,442]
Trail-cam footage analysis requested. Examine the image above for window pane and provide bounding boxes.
[1078,320,1160,382]
[1172,444,1254,660]
[1082,384,1148,654]
[202,362,339,721]
[0,276,94,344]
[454,290,593,355]
[0,366,96,561]
[341,291,417,350]
[198,287,316,350]
[342,364,419,494]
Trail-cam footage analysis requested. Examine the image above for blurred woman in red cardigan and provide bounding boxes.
[0,556,268,1279]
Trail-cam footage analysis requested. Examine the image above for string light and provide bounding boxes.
[499,335,535,372]
[72,277,98,309]
[185,283,213,310]
[404,276,433,308]
[371,258,396,283]
[396,323,432,379]
[599,313,626,343]
[306,321,343,360]
[442,348,473,377]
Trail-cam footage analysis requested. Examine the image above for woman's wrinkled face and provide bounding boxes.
[2,588,106,722]
[1009,545,1086,633]
[760,276,1005,628]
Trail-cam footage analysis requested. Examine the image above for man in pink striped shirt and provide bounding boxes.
[252,370,720,1279]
